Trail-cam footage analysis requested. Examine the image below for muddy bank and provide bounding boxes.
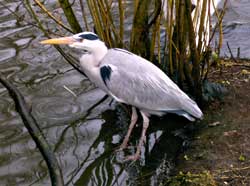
[171,60,250,185]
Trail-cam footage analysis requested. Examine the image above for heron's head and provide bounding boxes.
[40,32,106,53]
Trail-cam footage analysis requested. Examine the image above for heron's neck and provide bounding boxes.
[91,44,108,66]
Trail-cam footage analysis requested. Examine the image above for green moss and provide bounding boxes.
[238,154,246,162]
[165,171,216,186]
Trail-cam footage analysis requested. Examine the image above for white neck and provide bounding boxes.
[92,43,108,65]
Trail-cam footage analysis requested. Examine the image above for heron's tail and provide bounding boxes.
[181,98,203,121]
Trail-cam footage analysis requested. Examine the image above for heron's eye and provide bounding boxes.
[77,38,84,42]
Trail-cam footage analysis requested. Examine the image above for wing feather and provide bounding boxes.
[99,49,202,118]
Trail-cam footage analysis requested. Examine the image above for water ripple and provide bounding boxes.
[0,20,16,28]
[32,71,92,97]
[14,37,33,47]
[0,2,18,17]
[0,26,31,39]
[32,96,85,123]
[0,125,23,146]
[0,97,14,120]
[0,48,16,62]
[0,64,28,81]
[0,116,25,147]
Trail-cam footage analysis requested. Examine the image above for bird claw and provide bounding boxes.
[115,144,140,161]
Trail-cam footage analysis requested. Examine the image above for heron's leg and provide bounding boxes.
[119,107,138,150]
[126,111,149,161]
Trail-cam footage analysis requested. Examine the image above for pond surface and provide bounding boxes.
[216,0,250,58]
[0,0,249,186]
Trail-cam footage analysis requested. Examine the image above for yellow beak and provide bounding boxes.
[40,36,75,45]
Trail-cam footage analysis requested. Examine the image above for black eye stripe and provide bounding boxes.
[78,34,99,40]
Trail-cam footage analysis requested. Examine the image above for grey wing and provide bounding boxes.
[106,69,179,110]
[99,50,185,112]
[99,49,203,120]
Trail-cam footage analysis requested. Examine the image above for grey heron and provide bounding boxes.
[41,32,203,160]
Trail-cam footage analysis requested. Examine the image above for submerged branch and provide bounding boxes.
[0,74,64,186]
[226,42,238,63]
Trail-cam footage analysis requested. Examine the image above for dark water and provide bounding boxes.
[216,0,250,58]
[0,0,249,186]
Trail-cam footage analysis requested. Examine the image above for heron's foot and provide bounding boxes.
[123,144,142,161]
